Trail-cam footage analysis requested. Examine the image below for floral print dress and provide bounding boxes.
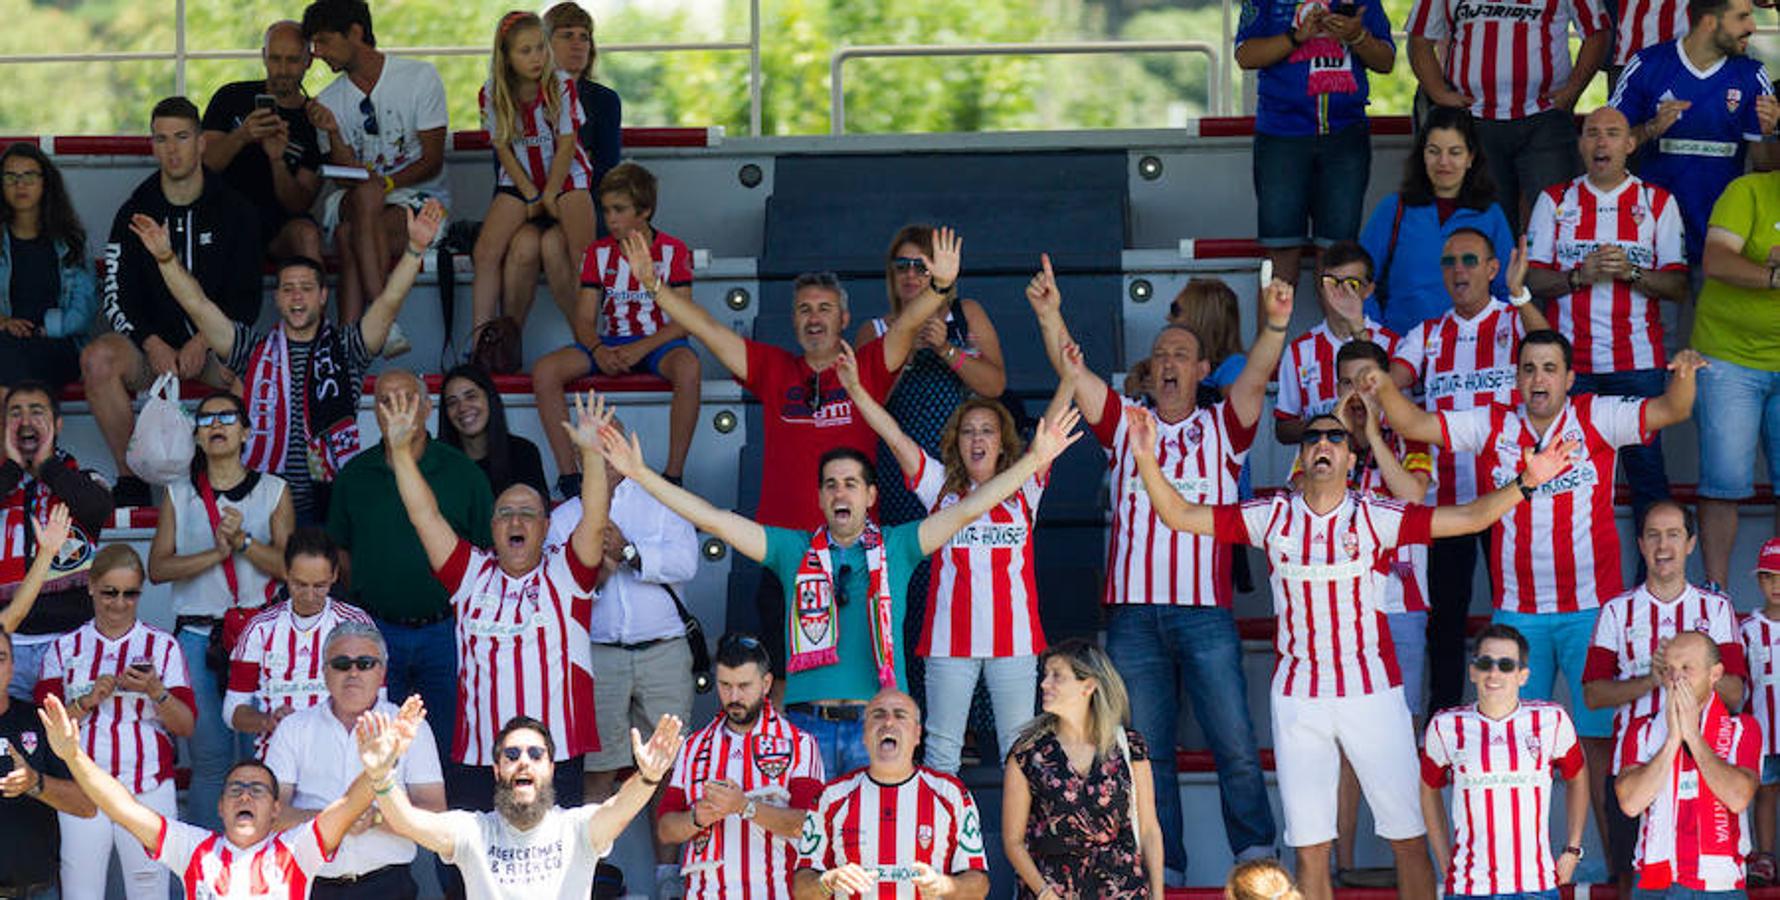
[1012,728,1151,899]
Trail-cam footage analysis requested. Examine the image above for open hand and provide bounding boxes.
[405,199,446,254]
[598,425,649,481]
[1506,235,1531,298]
[1029,407,1084,467]
[1127,407,1160,460]
[620,230,662,292]
[925,226,961,287]
[31,503,71,561]
[561,390,613,455]
[36,695,81,762]
[376,390,424,456]
[631,713,684,783]
[1519,438,1579,489]
[128,214,174,261]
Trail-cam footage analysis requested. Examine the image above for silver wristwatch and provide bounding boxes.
[742,799,758,821]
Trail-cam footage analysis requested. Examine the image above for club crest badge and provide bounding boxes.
[1728,88,1743,113]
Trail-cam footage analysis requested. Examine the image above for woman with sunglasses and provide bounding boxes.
[34,543,196,899]
[147,390,293,831]
[222,528,373,759]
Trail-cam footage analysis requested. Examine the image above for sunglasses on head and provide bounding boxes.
[1471,654,1522,673]
[1440,252,1485,269]
[194,411,240,428]
[499,745,549,762]
[98,587,143,599]
[1299,428,1349,447]
[891,256,928,274]
[719,633,763,651]
[327,655,381,672]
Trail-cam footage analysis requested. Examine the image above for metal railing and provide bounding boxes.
[0,0,766,136]
[829,40,1226,135]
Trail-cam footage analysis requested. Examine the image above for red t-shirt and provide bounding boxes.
[737,338,898,529]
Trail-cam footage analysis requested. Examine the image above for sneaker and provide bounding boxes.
[112,474,152,508]
[381,321,412,359]
[1750,852,1777,887]
[556,472,582,500]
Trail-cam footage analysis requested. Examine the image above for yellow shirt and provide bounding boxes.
[1695,171,1780,369]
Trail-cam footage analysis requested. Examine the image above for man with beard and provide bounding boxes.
[373,709,685,899]
[1612,0,1779,266]
[200,20,326,266]
[130,200,443,524]
[36,688,413,899]
[657,633,825,900]
[0,380,114,699]
[265,621,446,898]
[639,228,959,680]
[792,689,988,900]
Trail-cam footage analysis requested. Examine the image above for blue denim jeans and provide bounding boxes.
[177,628,251,833]
[374,617,459,766]
[1105,605,1277,871]
[1493,608,1615,738]
[1573,368,1668,528]
[784,710,872,778]
[1253,121,1371,246]
[6,637,52,700]
[1632,887,1746,900]
[1695,353,1780,499]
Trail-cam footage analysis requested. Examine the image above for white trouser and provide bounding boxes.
[922,655,1039,773]
[59,778,177,899]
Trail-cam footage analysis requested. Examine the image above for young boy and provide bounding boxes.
[1273,241,1401,446]
[1741,537,1780,886]
[532,161,701,495]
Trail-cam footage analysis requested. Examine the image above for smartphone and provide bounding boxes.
[130,662,152,675]
[254,93,276,112]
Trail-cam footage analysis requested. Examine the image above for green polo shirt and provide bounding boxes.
[761,522,925,706]
[326,439,494,620]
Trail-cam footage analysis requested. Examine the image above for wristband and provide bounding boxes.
[154,690,171,705]
[947,346,965,371]
[1508,287,1532,307]
[25,770,43,798]
[1568,268,1583,291]
[640,771,662,786]
[931,279,955,294]
[153,251,175,266]
[372,775,398,795]
[405,245,425,259]
[1516,471,1535,501]
[381,174,395,194]
[1287,29,1303,48]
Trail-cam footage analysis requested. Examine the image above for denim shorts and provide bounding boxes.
[1764,753,1780,786]
[1694,353,1780,499]
[1252,120,1371,247]
[1493,608,1616,738]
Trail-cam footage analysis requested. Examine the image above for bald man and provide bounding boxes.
[1525,105,1689,536]
[793,691,990,900]
[327,368,493,756]
[1616,631,1761,898]
[200,20,325,264]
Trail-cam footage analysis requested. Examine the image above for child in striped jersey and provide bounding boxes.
[1742,537,1780,886]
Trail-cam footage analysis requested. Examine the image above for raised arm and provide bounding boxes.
[1027,254,1111,425]
[881,227,961,371]
[1340,393,1430,502]
[1505,236,1550,333]
[378,392,461,571]
[834,343,922,479]
[38,694,164,852]
[562,391,614,571]
[355,696,459,856]
[918,408,1083,555]
[621,229,748,377]
[1642,349,1705,433]
[1128,407,1219,536]
[131,214,238,358]
[0,504,70,634]
[1226,276,1296,429]
[586,715,684,851]
[598,425,769,562]
[1362,366,1446,445]
[361,200,445,354]
[1429,438,1579,538]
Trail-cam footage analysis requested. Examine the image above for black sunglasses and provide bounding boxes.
[98,587,144,599]
[891,256,928,274]
[834,564,852,607]
[1471,654,1522,673]
[1440,252,1485,269]
[327,655,381,672]
[499,745,549,762]
[194,411,240,428]
[1299,428,1349,447]
[359,96,380,136]
[719,633,763,651]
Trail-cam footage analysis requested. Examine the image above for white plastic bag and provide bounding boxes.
[125,372,194,486]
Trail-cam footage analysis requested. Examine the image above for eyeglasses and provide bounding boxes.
[1471,654,1522,673]
[224,780,274,800]
[891,256,928,274]
[1440,253,1485,269]
[834,564,853,607]
[327,655,382,672]
[495,507,543,521]
[1299,428,1349,447]
[1320,274,1368,291]
[98,587,143,599]
[499,745,549,762]
[1,171,42,186]
[359,96,380,136]
[194,411,240,428]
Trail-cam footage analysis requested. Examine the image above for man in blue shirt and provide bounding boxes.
[1611,0,1778,265]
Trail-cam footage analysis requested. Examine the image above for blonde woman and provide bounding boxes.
[1003,639,1164,899]
[1226,859,1304,900]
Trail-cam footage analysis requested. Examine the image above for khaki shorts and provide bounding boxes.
[98,332,235,393]
[583,637,696,772]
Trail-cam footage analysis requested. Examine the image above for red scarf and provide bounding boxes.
[1641,692,1749,890]
[788,524,895,688]
[0,453,93,598]
[242,324,360,482]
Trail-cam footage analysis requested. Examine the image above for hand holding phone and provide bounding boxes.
[254,94,277,112]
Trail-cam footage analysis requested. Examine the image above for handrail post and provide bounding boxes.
[749,0,762,136]
[174,0,187,96]
[830,51,848,135]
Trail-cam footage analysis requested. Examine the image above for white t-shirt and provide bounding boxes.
[443,804,611,900]
[316,57,450,206]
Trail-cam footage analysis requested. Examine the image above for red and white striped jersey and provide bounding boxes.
[1613,0,1687,66]
[437,539,601,766]
[796,767,989,899]
[34,620,195,794]
[1619,694,1760,890]
[909,452,1047,659]
[1585,583,1747,758]
[1527,174,1687,374]
[1393,299,1527,504]
[583,229,696,339]
[1275,319,1403,422]
[1405,0,1609,121]
[1439,395,1649,613]
[478,70,593,192]
[1095,392,1254,608]
[1420,701,1586,897]
[154,817,331,899]
[1739,610,1780,756]
[224,598,375,757]
[1213,491,1435,698]
[659,704,826,900]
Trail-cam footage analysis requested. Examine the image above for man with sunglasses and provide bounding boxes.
[1583,499,1747,890]
[1616,631,1761,898]
[1421,625,1590,899]
[658,633,825,900]
[1388,227,1548,713]
[131,199,444,525]
[1275,241,1404,447]
[223,528,373,758]
[1127,401,1579,900]
[264,621,446,898]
